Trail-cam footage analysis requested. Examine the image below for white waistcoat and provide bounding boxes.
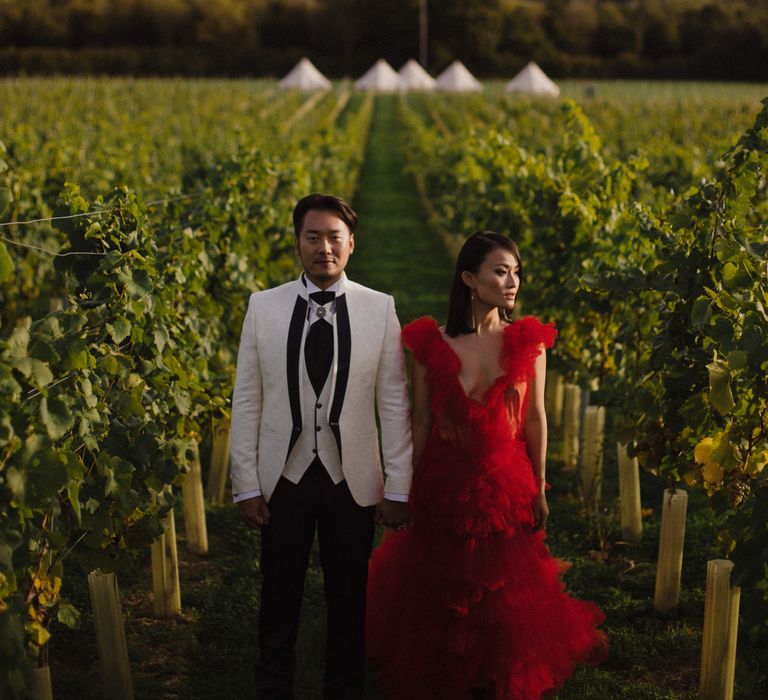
[281,344,344,485]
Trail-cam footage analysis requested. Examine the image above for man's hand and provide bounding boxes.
[237,495,271,528]
[532,491,549,533]
[375,499,411,530]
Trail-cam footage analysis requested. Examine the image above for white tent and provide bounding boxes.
[355,59,403,91]
[435,60,482,92]
[279,57,331,91]
[398,59,436,91]
[505,61,560,97]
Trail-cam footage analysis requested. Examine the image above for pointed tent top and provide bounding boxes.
[435,60,483,92]
[398,59,436,91]
[355,59,403,91]
[279,57,331,91]
[505,61,560,97]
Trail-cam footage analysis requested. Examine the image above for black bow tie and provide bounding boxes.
[310,290,336,306]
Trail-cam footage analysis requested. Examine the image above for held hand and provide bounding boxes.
[237,495,271,528]
[375,499,411,531]
[531,491,549,533]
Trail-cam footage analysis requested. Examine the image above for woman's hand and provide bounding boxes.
[532,491,549,533]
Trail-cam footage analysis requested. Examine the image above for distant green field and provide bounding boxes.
[484,79,768,103]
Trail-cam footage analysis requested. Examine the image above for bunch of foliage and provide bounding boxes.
[0,89,373,690]
[581,99,768,639]
[401,92,768,636]
[400,96,648,386]
[0,80,365,326]
[1,186,200,693]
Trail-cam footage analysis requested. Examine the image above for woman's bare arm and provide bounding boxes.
[524,348,549,531]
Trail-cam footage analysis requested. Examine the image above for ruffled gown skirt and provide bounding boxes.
[366,435,605,700]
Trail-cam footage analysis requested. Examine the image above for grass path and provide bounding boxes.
[347,94,452,324]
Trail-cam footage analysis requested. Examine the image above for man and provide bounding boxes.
[230,193,413,700]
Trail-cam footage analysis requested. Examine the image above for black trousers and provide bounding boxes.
[256,458,375,700]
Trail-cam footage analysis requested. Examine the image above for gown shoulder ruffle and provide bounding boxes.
[402,314,557,379]
[368,314,605,700]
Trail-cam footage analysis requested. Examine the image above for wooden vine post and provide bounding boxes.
[206,420,231,505]
[32,666,53,700]
[617,442,643,543]
[561,383,581,471]
[700,559,740,700]
[654,488,688,612]
[151,508,181,617]
[181,441,208,554]
[544,370,564,431]
[580,406,606,503]
[87,570,134,700]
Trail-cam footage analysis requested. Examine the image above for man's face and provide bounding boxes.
[295,209,355,288]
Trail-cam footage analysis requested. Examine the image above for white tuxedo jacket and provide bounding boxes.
[230,273,413,506]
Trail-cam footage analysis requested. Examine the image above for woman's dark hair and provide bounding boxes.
[292,193,358,236]
[445,231,522,337]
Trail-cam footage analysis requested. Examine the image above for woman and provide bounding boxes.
[366,232,605,699]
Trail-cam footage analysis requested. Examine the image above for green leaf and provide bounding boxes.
[107,317,131,344]
[63,339,90,370]
[40,396,75,440]
[726,350,748,370]
[722,260,753,288]
[27,448,69,499]
[68,480,82,524]
[707,361,736,415]
[7,327,29,360]
[57,602,81,629]
[20,358,54,389]
[114,392,145,419]
[29,336,59,364]
[711,434,740,472]
[5,467,25,503]
[170,385,191,416]
[739,324,764,356]
[119,269,153,298]
[0,241,13,283]
[154,326,169,353]
[102,354,119,375]
[32,314,63,340]
[708,315,734,345]
[32,358,53,387]
[722,262,738,284]
[691,297,712,331]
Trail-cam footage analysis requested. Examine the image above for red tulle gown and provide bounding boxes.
[366,316,606,700]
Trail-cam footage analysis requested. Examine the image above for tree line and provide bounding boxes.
[0,0,766,81]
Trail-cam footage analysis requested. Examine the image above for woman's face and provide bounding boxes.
[463,247,520,311]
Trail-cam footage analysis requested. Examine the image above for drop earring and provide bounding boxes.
[471,292,477,331]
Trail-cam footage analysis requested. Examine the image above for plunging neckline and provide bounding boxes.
[437,326,511,407]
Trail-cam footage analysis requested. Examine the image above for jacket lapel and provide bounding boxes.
[285,291,308,461]
[328,293,351,461]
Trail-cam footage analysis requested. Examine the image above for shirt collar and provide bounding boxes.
[303,274,342,296]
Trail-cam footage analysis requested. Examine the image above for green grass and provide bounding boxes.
[347,94,453,325]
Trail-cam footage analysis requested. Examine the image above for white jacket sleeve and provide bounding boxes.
[229,294,263,497]
[375,295,414,497]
